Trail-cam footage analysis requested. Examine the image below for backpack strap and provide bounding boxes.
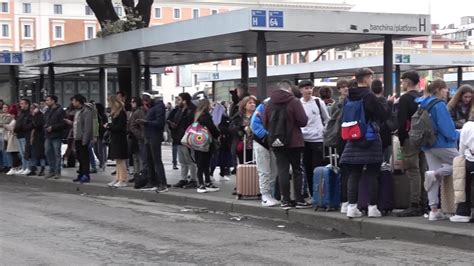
[314,98,325,125]
[425,98,443,112]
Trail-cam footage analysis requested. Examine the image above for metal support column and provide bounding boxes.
[37,73,45,102]
[99,68,106,104]
[395,65,401,96]
[241,53,249,85]
[383,35,393,97]
[131,51,141,98]
[457,66,463,88]
[48,64,55,96]
[256,32,267,101]
[9,66,19,103]
[144,65,151,93]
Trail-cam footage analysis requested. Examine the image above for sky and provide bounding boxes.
[347,0,473,27]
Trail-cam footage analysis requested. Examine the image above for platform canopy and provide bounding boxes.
[23,8,431,68]
[209,54,474,81]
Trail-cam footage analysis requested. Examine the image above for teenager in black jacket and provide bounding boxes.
[194,99,220,193]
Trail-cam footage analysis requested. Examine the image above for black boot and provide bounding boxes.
[38,166,45,176]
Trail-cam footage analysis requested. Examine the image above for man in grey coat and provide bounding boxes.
[70,94,93,183]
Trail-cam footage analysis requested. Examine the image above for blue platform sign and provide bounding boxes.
[12,52,23,64]
[41,48,52,63]
[251,10,266,27]
[0,52,11,64]
[269,11,284,28]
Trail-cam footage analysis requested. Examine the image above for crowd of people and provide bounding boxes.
[0,67,473,223]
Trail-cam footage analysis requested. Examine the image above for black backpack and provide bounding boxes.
[267,103,289,149]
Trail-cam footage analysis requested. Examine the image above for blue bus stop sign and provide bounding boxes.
[0,52,11,64]
[252,10,266,27]
[12,52,23,64]
[269,11,284,28]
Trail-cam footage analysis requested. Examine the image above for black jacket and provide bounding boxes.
[14,109,33,139]
[108,110,128,160]
[144,100,166,141]
[197,112,220,140]
[44,105,67,139]
[174,104,197,145]
[31,111,45,159]
[376,96,393,149]
[397,90,422,146]
[449,103,471,129]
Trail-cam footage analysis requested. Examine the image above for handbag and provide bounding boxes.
[181,122,211,152]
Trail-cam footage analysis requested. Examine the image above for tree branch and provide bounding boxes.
[135,0,154,27]
[312,49,329,62]
[86,0,119,27]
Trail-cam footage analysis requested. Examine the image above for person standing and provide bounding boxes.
[70,94,94,183]
[94,103,108,171]
[264,80,309,209]
[299,80,330,197]
[4,105,20,175]
[448,84,472,129]
[340,68,389,218]
[138,95,168,193]
[44,95,67,179]
[396,71,428,217]
[230,96,257,164]
[193,99,221,193]
[128,97,146,178]
[106,96,129,188]
[14,99,33,175]
[167,99,181,170]
[171,93,198,189]
[417,79,460,221]
[28,103,46,176]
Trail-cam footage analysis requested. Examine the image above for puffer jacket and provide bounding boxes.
[452,155,466,204]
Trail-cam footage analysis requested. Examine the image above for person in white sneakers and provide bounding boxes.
[251,98,279,207]
[416,79,460,221]
[450,104,474,223]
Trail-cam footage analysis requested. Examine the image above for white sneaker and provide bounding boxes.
[15,169,25,175]
[222,176,231,181]
[23,169,31,175]
[107,180,118,187]
[6,169,16,175]
[113,181,127,188]
[197,185,207,193]
[368,205,382,218]
[262,195,279,207]
[424,171,437,191]
[340,202,349,214]
[347,204,363,218]
[449,215,471,223]
[429,210,447,221]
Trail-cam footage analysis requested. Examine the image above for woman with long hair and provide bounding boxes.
[0,104,13,173]
[4,105,21,175]
[193,99,221,193]
[128,96,146,178]
[94,102,108,171]
[448,84,473,129]
[230,96,257,164]
[106,96,129,188]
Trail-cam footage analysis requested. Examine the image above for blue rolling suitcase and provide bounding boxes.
[313,148,341,211]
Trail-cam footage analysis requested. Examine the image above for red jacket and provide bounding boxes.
[263,89,308,149]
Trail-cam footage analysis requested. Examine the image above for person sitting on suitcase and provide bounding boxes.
[416,79,460,221]
[339,68,390,218]
[251,98,279,207]
[263,80,309,210]
[298,80,330,198]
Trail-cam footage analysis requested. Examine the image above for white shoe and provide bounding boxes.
[429,210,447,221]
[368,205,382,218]
[113,181,127,188]
[340,202,349,214]
[449,215,471,223]
[15,169,25,175]
[424,171,436,191]
[222,176,231,181]
[347,204,363,218]
[6,169,16,175]
[107,180,118,187]
[213,176,222,182]
[197,185,207,193]
[262,195,279,207]
[22,169,31,175]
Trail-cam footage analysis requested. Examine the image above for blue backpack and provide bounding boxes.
[341,94,377,142]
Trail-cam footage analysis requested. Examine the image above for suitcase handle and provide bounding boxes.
[243,134,255,165]
[328,146,338,167]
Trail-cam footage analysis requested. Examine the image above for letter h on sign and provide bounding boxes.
[419,18,426,32]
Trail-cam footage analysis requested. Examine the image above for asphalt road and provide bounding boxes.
[1,182,474,265]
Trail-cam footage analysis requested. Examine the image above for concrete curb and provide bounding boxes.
[3,175,474,251]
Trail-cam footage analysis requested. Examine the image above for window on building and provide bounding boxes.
[273,54,279,66]
[53,4,62,14]
[154,7,161,18]
[114,6,122,16]
[23,24,32,38]
[0,2,8,13]
[1,24,9,37]
[286,53,292,64]
[86,26,95,40]
[337,54,344,60]
[211,9,218,15]
[54,25,63,39]
[173,8,181,19]
[85,6,93,15]
[231,59,236,66]
[353,53,361,58]
[192,9,199,19]
[248,57,255,67]
[299,53,307,63]
[23,3,32,13]
[321,54,327,61]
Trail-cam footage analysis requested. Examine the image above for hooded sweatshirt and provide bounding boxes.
[251,98,270,149]
[415,96,459,150]
[263,90,308,149]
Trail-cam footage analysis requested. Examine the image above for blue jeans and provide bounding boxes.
[3,149,11,167]
[172,144,178,166]
[88,144,97,170]
[17,138,30,170]
[45,138,62,175]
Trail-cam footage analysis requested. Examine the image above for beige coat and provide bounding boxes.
[452,155,466,204]
[4,119,19,152]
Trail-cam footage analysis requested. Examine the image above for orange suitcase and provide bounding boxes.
[236,136,261,200]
